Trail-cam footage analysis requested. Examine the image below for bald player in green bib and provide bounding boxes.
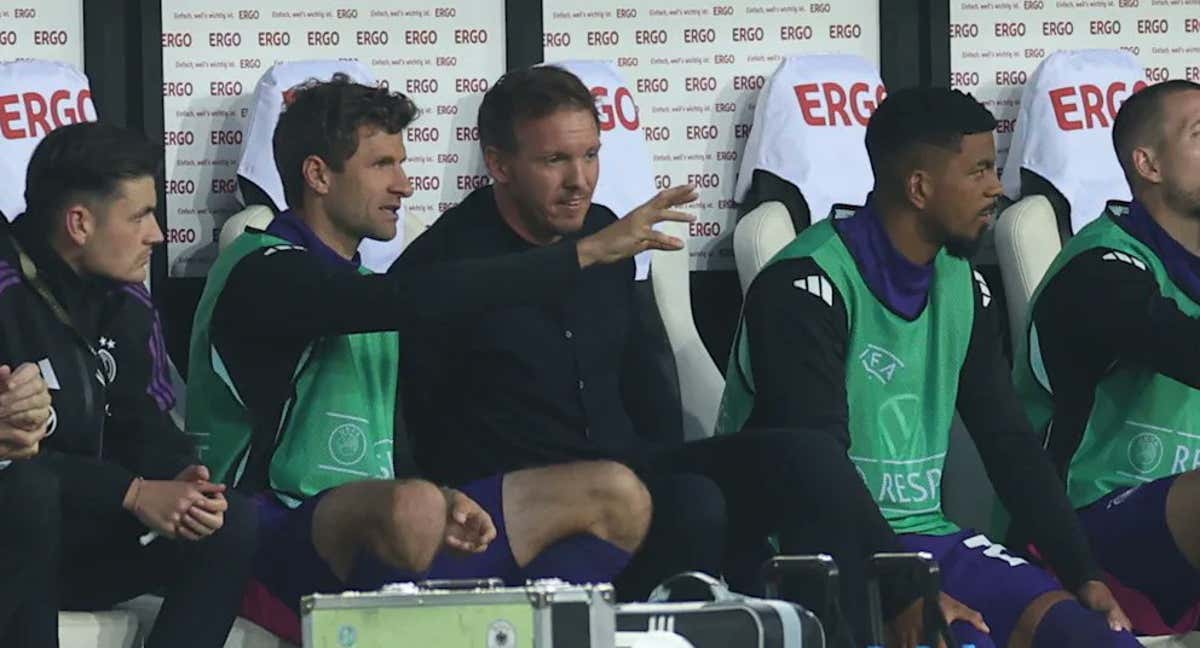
[1014,80,1200,635]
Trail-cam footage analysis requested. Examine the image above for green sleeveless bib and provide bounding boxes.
[185,232,399,502]
[1014,205,1200,509]
[719,218,976,535]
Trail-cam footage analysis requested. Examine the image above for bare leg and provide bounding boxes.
[1007,590,1074,648]
[503,460,651,567]
[1166,469,1200,569]
[311,478,447,580]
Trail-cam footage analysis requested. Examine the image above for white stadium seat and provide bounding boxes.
[1141,636,1200,648]
[994,195,1061,349]
[651,219,726,440]
[58,610,139,648]
[995,49,1145,337]
[733,201,795,295]
[732,53,882,293]
[218,205,276,252]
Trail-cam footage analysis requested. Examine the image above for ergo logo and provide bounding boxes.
[0,89,95,139]
[592,86,639,131]
[1048,81,1147,130]
[793,82,886,127]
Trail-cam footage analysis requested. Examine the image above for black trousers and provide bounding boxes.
[59,490,258,648]
[616,428,815,596]
[630,427,861,647]
[0,460,60,648]
[614,469,728,599]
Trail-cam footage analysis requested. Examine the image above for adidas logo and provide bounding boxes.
[265,242,307,255]
[263,244,307,256]
[1101,251,1147,271]
[793,275,833,306]
[973,270,992,308]
[647,615,676,633]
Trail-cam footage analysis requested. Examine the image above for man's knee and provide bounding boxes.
[576,461,652,550]
[200,490,257,564]
[649,473,726,537]
[1164,470,1200,568]
[1,461,60,549]
[1167,469,1200,509]
[376,480,447,573]
[1031,599,1141,648]
[950,621,997,648]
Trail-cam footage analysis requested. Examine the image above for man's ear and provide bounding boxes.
[483,145,512,184]
[906,170,934,211]
[63,203,96,247]
[1131,146,1162,186]
[302,155,333,197]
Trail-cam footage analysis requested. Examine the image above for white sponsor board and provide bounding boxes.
[0,1,84,67]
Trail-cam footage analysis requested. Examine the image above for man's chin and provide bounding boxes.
[945,233,984,259]
[364,223,399,243]
[549,209,589,235]
[112,268,148,284]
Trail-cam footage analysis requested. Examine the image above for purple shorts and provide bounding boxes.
[252,474,519,612]
[901,529,1062,648]
[1078,474,1200,631]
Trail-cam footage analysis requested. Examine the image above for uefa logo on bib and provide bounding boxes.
[860,344,904,385]
[1127,432,1164,474]
[328,423,368,466]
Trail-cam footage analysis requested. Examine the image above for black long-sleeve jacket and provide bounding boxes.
[0,216,195,515]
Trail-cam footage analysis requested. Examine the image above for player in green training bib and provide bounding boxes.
[720,88,1135,648]
[1014,80,1200,634]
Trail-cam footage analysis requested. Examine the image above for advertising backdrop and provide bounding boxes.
[950,0,1200,170]
[0,0,84,67]
[543,0,880,270]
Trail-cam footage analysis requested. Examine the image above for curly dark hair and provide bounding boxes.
[273,73,419,208]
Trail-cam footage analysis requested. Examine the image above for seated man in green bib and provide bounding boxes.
[185,75,690,642]
[1013,80,1200,634]
[718,87,1135,648]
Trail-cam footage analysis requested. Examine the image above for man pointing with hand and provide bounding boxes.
[395,65,836,601]
[187,74,687,643]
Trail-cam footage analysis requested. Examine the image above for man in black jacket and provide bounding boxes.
[0,359,58,647]
[0,122,256,648]
[393,65,844,610]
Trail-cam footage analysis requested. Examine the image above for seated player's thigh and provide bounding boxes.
[901,530,1064,648]
[1079,473,1200,626]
